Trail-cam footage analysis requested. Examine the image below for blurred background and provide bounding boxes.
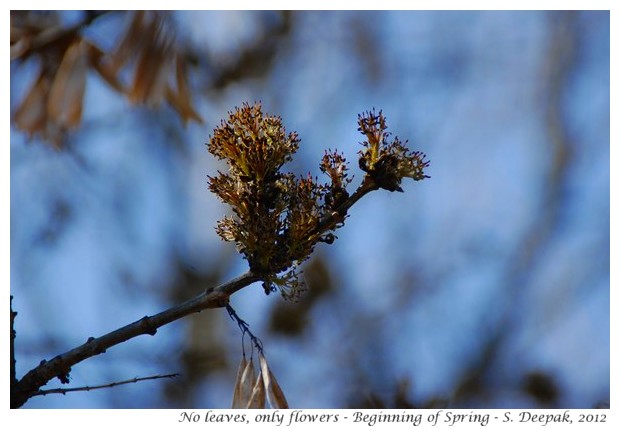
[10,10,609,408]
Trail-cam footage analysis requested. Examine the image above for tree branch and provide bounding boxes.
[10,270,260,409]
[32,373,179,397]
[313,176,379,236]
[10,171,388,409]
[10,296,18,390]
[226,304,264,355]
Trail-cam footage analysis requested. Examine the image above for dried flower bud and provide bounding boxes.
[208,102,300,183]
[320,150,351,209]
[357,109,430,192]
[208,103,342,299]
[207,103,428,300]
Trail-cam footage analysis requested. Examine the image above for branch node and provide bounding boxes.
[139,316,158,336]
[208,290,230,308]
[57,371,71,384]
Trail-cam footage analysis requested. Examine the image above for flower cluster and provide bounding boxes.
[208,103,429,300]
[357,109,430,192]
[208,103,346,300]
[320,150,352,210]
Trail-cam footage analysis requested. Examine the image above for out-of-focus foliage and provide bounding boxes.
[12,11,199,146]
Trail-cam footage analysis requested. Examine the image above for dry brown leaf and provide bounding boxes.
[88,43,125,94]
[109,11,147,72]
[129,35,172,105]
[165,86,203,125]
[259,354,289,409]
[11,12,65,61]
[266,368,289,409]
[164,54,202,124]
[246,368,266,409]
[126,13,175,105]
[14,72,50,135]
[231,356,248,408]
[240,358,257,406]
[47,38,88,128]
[10,37,29,60]
[175,53,189,99]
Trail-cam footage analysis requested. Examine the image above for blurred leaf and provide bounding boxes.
[14,71,50,136]
[129,29,173,105]
[109,11,147,72]
[165,54,203,124]
[47,38,88,128]
[88,43,126,94]
[11,10,203,148]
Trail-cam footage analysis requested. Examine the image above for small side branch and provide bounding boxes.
[226,304,263,355]
[312,176,379,236]
[11,270,260,409]
[32,373,179,397]
[10,296,18,389]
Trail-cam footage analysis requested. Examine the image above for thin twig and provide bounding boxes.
[451,11,578,405]
[10,296,18,389]
[33,373,179,397]
[312,176,379,238]
[226,304,263,355]
[10,270,260,409]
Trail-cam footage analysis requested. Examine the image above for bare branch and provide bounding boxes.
[10,296,18,389]
[10,169,396,409]
[312,176,379,236]
[10,270,260,408]
[226,304,264,355]
[33,373,179,397]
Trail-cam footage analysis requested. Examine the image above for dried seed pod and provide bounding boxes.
[247,368,266,409]
[231,356,248,408]
[259,354,289,409]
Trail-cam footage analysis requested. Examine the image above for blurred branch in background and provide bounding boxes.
[205,11,293,90]
[451,11,585,408]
